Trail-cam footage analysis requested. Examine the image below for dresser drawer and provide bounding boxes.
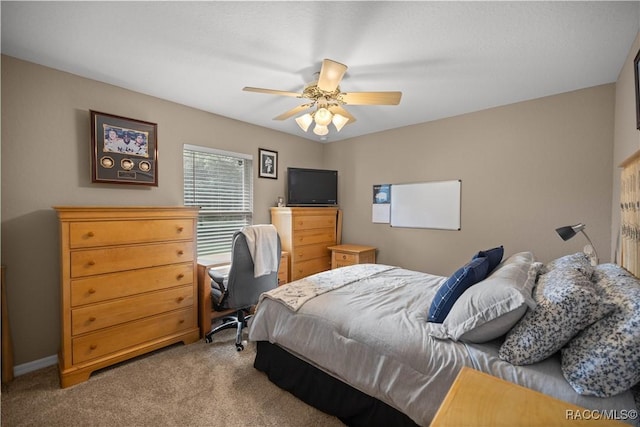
[72,308,195,364]
[291,257,331,281]
[71,263,193,307]
[292,229,336,247]
[72,285,194,335]
[69,219,194,248]
[71,242,194,278]
[293,215,336,231]
[292,244,330,262]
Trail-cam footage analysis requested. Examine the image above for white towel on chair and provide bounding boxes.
[241,224,279,277]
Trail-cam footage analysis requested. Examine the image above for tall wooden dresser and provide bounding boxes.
[54,206,200,388]
[270,207,340,281]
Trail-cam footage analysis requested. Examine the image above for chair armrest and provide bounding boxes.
[208,270,226,286]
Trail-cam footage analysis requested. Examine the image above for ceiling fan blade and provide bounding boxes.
[273,103,313,120]
[317,59,348,93]
[328,105,356,123]
[341,91,402,105]
[243,87,302,98]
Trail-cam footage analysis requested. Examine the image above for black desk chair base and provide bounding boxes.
[204,308,252,351]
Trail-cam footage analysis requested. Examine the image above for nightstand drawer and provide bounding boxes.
[333,252,357,264]
[72,308,195,364]
[72,285,194,335]
[69,219,194,248]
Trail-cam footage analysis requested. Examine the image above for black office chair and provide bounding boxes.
[204,225,281,351]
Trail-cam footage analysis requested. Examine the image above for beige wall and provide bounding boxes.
[612,32,640,259]
[1,40,632,367]
[325,84,615,277]
[1,56,323,365]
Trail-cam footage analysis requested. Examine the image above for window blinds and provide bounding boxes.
[183,145,253,255]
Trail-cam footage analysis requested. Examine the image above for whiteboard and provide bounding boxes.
[390,180,461,229]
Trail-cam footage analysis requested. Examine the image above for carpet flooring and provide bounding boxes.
[1,330,344,426]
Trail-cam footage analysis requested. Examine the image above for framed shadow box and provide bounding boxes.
[90,110,158,186]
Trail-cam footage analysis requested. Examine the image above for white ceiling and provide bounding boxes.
[2,1,638,143]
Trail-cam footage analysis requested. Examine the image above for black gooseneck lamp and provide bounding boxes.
[555,223,599,266]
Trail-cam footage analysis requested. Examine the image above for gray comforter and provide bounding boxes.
[248,264,638,426]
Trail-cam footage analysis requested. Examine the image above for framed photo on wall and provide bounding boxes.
[259,148,278,179]
[635,49,640,130]
[90,110,158,186]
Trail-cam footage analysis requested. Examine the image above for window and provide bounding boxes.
[183,144,253,256]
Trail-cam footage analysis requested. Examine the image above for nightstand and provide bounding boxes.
[431,367,626,426]
[327,244,376,269]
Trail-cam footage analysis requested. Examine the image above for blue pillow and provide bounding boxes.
[428,256,490,323]
[473,245,504,274]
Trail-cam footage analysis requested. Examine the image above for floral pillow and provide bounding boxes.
[561,263,640,397]
[499,267,614,365]
[542,252,594,279]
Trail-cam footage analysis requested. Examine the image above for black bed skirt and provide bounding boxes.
[254,341,419,427]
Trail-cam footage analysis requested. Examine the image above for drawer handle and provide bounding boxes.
[178,319,185,324]
[88,288,96,294]
[177,273,185,280]
[86,231,95,238]
[177,296,184,303]
[87,260,95,266]
[177,250,184,256]
[341,255,347,260]
[89,344,97,350]
[177,226,184,232]
[88,317,96,322]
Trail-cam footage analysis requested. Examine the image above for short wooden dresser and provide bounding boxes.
[54,206,200,388]
[327,244,376,269]
[432,367,626,426]
[270,207,339,281]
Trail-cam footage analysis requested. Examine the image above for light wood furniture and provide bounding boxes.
[197,252,289,338]
[278,251,290,286]
[270,207,341,281]
[327,244,376,269]
[2,265,14,384]
[431,367,626,427]
[620,149,640,278]
[55,206,200,388]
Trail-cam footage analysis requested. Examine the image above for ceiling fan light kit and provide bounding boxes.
[243,58,402,138]
[295,114,313,132]
[332,113,349,132]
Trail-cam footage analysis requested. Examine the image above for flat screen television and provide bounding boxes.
[287,167,338,206]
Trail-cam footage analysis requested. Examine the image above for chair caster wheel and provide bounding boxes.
[205,336,212,343]
[236,343,244,351]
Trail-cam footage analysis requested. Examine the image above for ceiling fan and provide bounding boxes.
[243,59,402,137]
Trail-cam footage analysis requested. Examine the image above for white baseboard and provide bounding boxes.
[13,354,58,377]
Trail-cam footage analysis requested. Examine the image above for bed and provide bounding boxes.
[248,250,640,426]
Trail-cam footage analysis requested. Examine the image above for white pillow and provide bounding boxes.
[429,252,539,343]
